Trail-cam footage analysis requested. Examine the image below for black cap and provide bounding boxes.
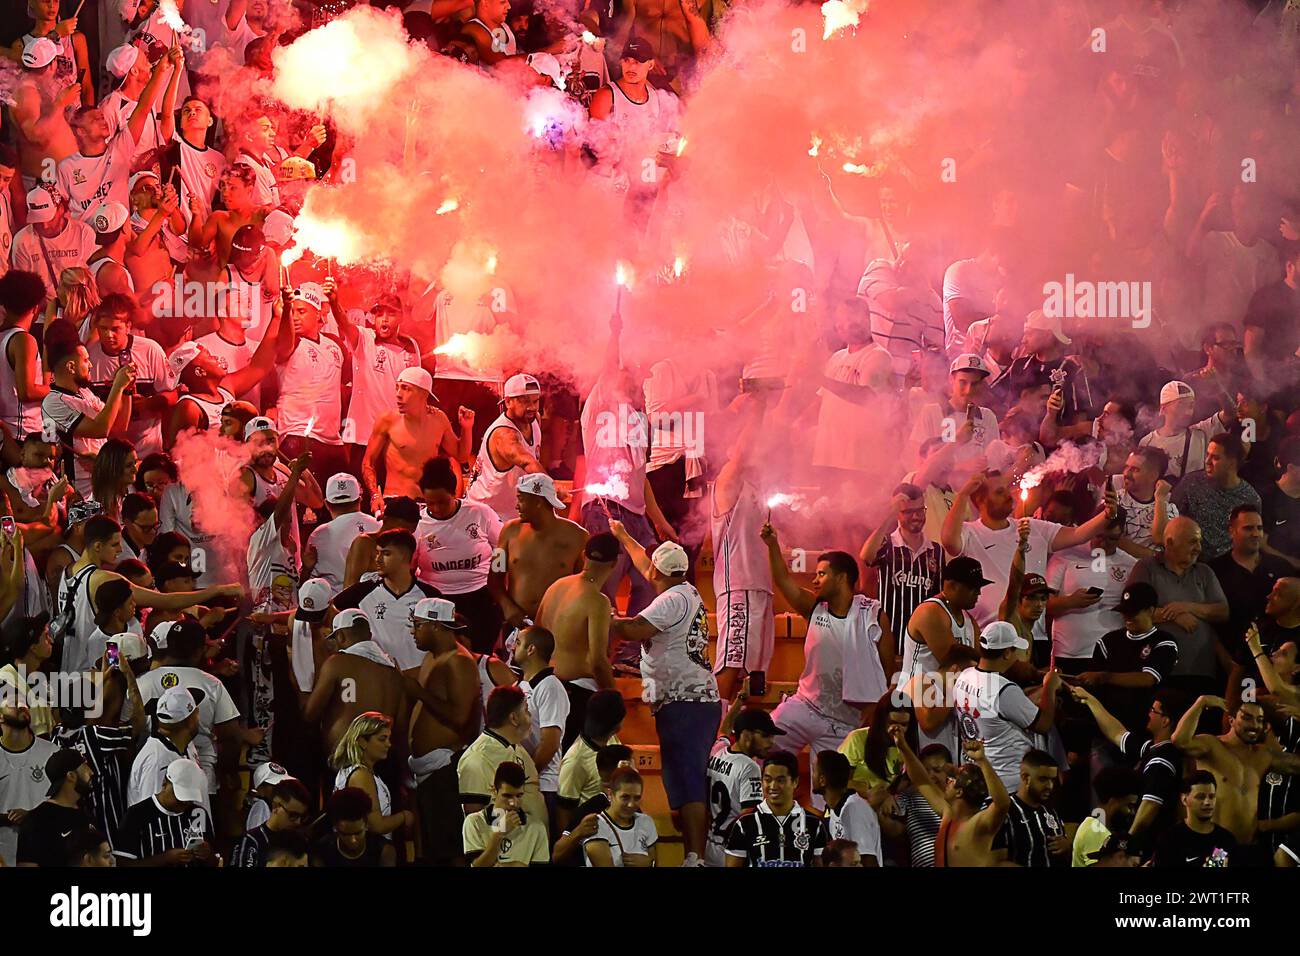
[621,36,654,62]
[1087,833,1135,861]
[1115,582,1158,615]
[45,747,86,797]
[1,612,49,660]
[383,496,421,525]
[156,560,196,586]
[733,708,785,737]
[943,556,994,589]
[230,223,265,257]
[371,293,403,314]
[1021,573,1057,597]
[585,532,620,563]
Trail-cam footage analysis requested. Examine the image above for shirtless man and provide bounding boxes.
[9,38,79,190]
[303,609,406,755]
[342,496,421,588]
[363,368,472,506]
[188,164,267,268]
[492,474,588,651]
[406,597,480,865]
[466,373,546,525]
[895,729,1010,867]
[1173,695,1300,856]
[535,531,617,749]
[11,0,94,106]
[622,0,710,81]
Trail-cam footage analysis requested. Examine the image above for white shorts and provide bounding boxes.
[771,695,856,758]
[713,590,775,674]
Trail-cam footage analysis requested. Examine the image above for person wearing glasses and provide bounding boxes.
[118,491,159,561]
[1185,323,1245,424]
[230,779,312,867]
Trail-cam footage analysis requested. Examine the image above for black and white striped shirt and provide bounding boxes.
[892,788,942,867]
[1259,717,1300,851]
[1000,794,1065,868]
[871,533,944,653]
[115,795,213,862]
[53,723,135,850]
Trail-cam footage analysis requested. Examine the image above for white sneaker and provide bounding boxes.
[681,852,702,867]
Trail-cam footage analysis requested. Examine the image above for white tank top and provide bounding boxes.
[476,653,496,717]
[900,596,976,684]
[333,764,392,835]
[88,255,137,294]
[177,387,235,434]
[796,594,889,727]
[710,478,771,595]
[469,17,517,55]
[0,328,45,437]
[466,413,541,521]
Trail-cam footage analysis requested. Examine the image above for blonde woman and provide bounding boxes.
[44,267,100,342]
[331,712,414,839]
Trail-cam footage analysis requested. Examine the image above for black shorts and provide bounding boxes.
[561,680,597,752]
[416,760,463,866]
[448,587,504,656]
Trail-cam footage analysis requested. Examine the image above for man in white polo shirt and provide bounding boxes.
[305,473,381,595]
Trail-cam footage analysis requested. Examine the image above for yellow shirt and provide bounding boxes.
[558,733,622,806]
[838,728,902,792]
[462,807,550,865]
[1072,815,1109,867]
[457,731,548,835]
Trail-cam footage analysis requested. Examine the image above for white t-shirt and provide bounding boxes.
[130,666,241,793]
[57,130,137,221]
[126,734,208,816]
[796,594,889,726]
[11,220,97,296]
[158,481,222,588]
[812,345,893,471]
[307,511,381,594]
[909,402,1001,471]
[332,577,441,670]
[85,334,170,456]
[346,326,420,445]
[0,736,59,865]
[583,811,658,866]
[247,513,298,609]
[952,666,1039,789]
[642,359,714,471]
[942,257,1000,356]
[705,739,762,867]
[41,386,107,498]
[519,670,569,792]
[1045,546,1136,660]
[100,89,167,159]
[824,790,883,863]
[278,334,345,445]
[638,583,720,707]
[174,135,227,225]
[1111,479,1179,549]
[958,518,1064,627]
[414,501,501,595]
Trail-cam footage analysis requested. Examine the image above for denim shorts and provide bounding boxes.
[654,699,723,808]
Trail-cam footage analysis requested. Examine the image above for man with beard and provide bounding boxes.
[494,474,588,649]
[234,417,326,564]
[8,38,78,193]
[1001,749,1069,868]
[0,703,59,866]
[16,748,93,867]
[363,368,473,506]
[862,483,947,659]
[40,329,134,498]
[1174,695,1300,861]
[1109,448,1177,550]
[466,373,546,524]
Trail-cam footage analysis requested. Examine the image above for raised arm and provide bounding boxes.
[943,473,983,557]
[1069,685,1130,749]
[127,50,172,143]
[860,494,903,567]
[1247,625,1299,705]
[74,367,134,439]
[967,740,1010,832]
[760,522,815,618]
[608,518,654,582]
[891,724,948,816]
[1050,488,1118,551]
[998,518,1030,622]
[223,303,284,398]
[1172,694,1229,762]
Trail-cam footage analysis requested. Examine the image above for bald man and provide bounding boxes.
[1258,578,1300,652]
[1125,516,1229,701]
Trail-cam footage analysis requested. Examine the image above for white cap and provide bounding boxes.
[527,51,564,88]
[165,341,203,389]
[165,758,207,804]
[252,761,292,788]
[412,597,467,630]
[517,473,563,509]
[949,353,990,377]
[503,373,541,399]
[88,201,129,235]
[22,37,57,69]
[1025,309,1072,346]
[244,416,276,440]
[1159,380,1195,406]
[397,366,433,395]
[106,44,140,79]
[325,473,361,504]
[25,187,56,224]
[296,578,331,622]
[329,608,370,635]
[156,685,197,723]
[109,631,150,662]
[292,282,326,311]
[150,620,177,651]
[129,169,160,192]
[650,541,689,576]
[262,209,295,247]
[979,620,1030,652]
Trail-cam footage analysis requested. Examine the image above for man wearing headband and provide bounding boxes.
[363,366,473,507]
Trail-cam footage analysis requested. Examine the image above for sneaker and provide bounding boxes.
[681,852,703,867]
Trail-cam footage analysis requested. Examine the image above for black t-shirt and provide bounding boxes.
[310,832,387,867]
[1208,551,1291,662]
[1118,733,1184,839]
[1091,626,1179,729]
[1259,482,1300,559]
[16,801,91,867]
[1153,823,1237,868]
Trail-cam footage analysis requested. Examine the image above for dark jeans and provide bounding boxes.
[448,586,504,656]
